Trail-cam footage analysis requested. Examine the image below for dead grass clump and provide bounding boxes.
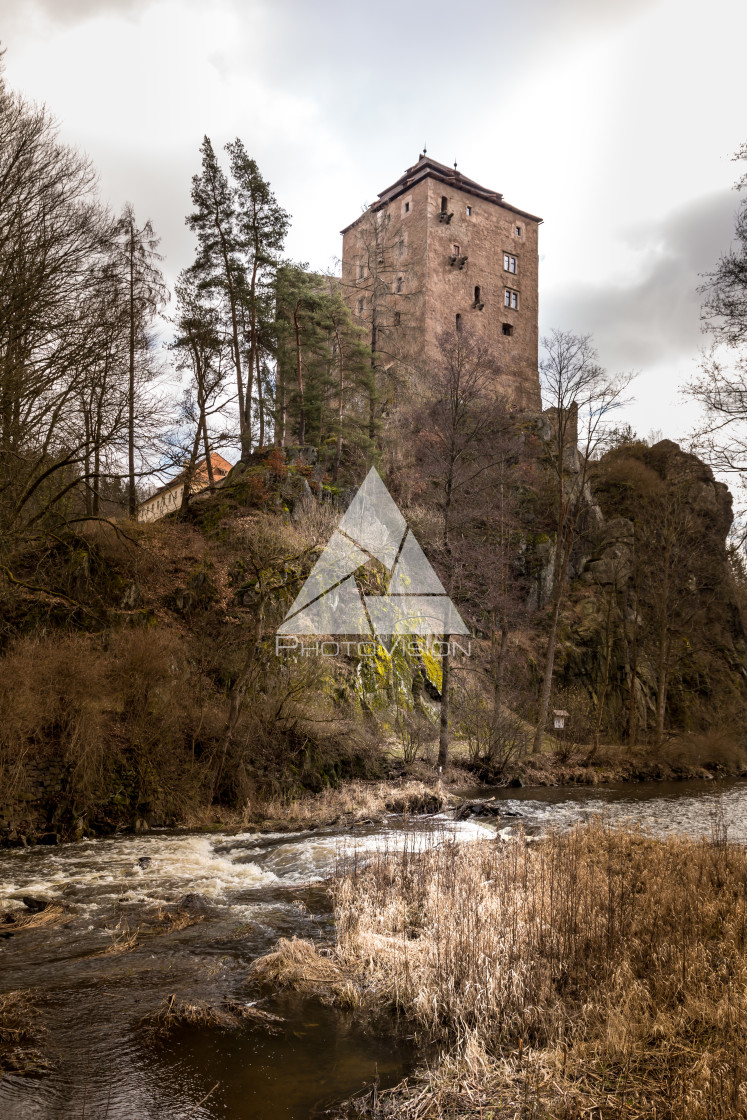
[0,990,50,1075]
[142,994,236,1038]
[96,917,141,956]
[247,936,344,992]
[0,904,71,931]
[331,822,747,1119]
[245,780,446,830]
[142,994,284,1040]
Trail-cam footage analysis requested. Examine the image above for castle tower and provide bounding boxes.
[341,154,542,410]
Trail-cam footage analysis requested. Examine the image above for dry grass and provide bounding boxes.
[247,937,362,1008]
[322,821,747,1119]
[248,936,343,988]
[141,993,284,1040]
[0,903,71,931]
[93,906,205,957]
[242,780,447,831]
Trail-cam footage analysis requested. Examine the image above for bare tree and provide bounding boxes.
[0,64,123,566]
[113,204,168,519]
[168,269,234,513]
[412,328,514,769]
[533,330,633,752]
[687,143,747,538]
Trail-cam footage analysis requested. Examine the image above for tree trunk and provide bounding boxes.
[492,622,509,714]
[293,302,306,445]
[628,585,639,748]
[654,628,669,748]
[127,224,136,519]
[211,196,246,454]
[593,589,615,754]
[438,636,451,770]
[180,424,202,514]
[334,331,344,481]
[256,346,264,449]
[215,598,266,797]
[533,593,563,753]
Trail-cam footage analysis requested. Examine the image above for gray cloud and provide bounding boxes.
[541,190,741,371]
[8,0,151,24]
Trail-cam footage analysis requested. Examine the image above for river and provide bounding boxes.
[1,777,745,1120]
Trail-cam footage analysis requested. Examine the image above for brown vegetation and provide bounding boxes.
[265,822,747,1119]
[141,993,284,1040]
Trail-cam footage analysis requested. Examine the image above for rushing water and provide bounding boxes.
[0,778,746,1120]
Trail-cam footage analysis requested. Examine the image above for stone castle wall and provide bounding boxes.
[341,166,541,410]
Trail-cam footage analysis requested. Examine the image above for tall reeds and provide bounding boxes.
[329,822,747,1118]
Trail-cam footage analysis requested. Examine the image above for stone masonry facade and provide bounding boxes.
[341,154,542,410]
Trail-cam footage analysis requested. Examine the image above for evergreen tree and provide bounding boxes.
[227,139,289,449]
[187,137,247,446]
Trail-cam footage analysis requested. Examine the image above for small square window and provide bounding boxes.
[504,289,519,310]
[502,322,514,336]
[466,205,472,216]
[503,253,517,274]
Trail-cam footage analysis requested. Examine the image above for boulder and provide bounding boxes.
[177,892,211,912]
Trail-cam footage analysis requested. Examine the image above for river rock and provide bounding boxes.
[455,800,501,820]
[19,896,53,912]
[138,856,152,869]
[177,892,211,912]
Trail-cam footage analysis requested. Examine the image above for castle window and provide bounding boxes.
[504,289,519,309]
[455,313,462,332]
[404,200,410,214]
[504,253,517,274]
[357,297,364,317]
[398,239,405,257]
[441,196,448,212]
[474,285,480,303]
[453,244,460,256]
[502,322,514,336]
[515,225,522,236]
[466,205,472,216]
[358,263,365,280]
[396,276,403,293]
[394,311,401,325]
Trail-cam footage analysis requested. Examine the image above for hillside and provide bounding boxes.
[1,437,745,847]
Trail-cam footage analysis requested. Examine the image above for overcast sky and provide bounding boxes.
[3,0,746,442]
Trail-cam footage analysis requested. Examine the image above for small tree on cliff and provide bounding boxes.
[533,330,633,753]
[688,143,747,537]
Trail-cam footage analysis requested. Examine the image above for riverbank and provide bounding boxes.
[3,736,746,848]
[254,821,747,1120]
